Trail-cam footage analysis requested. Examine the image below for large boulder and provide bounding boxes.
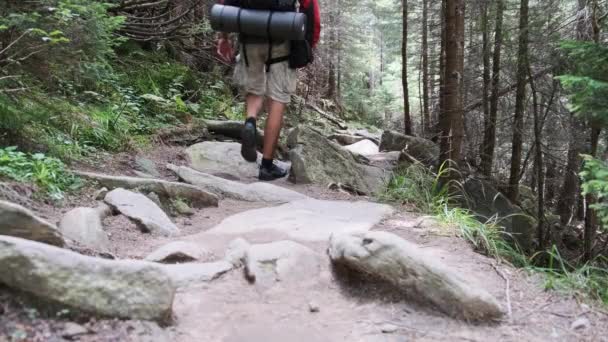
[167,164,307,203]
[145,241,210,264]
[162,261,233,288]
[287,126,382,195]
[344,140,380,156]
[105,188,180,237]
[243,240,321,287]
[0,200,64,247]
[328,133,366,146]
[328,231,504,321]
[379,130,439,165]
[74,171,218,208]
[186,142,290,180]
[0,236,175,322]
[58,205,112,252]
[207,198,394,242]
[461,177,535,252]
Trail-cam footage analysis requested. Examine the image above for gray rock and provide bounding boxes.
[0,236,175,322]
[308,301,320,313]
[328,231,504,321]
[135,157,161,178]
[225,238,251,267]
[380,324,398,334]
[379,130,439,166]
[58,206,111,252]
[74,171,219,209]
[172,199,195,216]
[461,177,535,252]
[133,170,155,179]
[145,241,209,264]
[287,126,382,195]
[207,198,394,242]
[162,261,233,288]
[354,129,382,145]
[185,142,289,180]
[571,317,591,330]
[105,188,179,237]
[328,133,366,146]
[94,187,109,201]
[344,139,380,156]
[0,200,64,247]
[244,240,321,286]
[62,322,89,339]
[168,164,308,203]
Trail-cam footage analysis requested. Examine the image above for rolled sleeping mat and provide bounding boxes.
[211,4,307,41]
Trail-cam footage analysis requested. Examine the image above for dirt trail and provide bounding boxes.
[4,145,608,342]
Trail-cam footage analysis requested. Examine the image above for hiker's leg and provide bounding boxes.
[262,99,286,159]
[245,93,264,119]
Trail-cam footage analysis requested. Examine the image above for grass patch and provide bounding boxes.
[379,163,608,306]
[0,147,80,200]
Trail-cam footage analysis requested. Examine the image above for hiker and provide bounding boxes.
[215,0,321,181]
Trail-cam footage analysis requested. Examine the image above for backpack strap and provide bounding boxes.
[265,11,274,72]
[237,8,249,67]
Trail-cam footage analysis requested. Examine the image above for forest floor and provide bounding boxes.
[2,144,608,342]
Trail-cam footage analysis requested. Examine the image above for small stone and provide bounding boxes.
[135,157,161,178]
[380,324,398,334]
[173,199,195,217]
[308,301,320,313]
[571,317,591,330]
[94,187,109,201]
[62,322,89,339]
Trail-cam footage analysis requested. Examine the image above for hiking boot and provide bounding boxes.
[259,163,288,181]
[240,121,257,162]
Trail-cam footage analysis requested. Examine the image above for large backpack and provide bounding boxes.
[222,0,320,69]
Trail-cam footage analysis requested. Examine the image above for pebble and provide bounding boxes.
[62,322,89,339]
[380,324,398,334]
[308,301,320,313]
[571,317,591,330]
[94,187,109,201]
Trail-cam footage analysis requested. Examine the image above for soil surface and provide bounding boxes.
[2,144,608,342]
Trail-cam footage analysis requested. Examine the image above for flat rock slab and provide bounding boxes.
[168,164,307,203]
[74,171,218,208]
[186,142,289,180]
[105,188,179,237]
[0,236,175,322]
[145,241,210,264]
[162,261,233,288]
[58,206,112,252]
[344,140,380,156]
[328,231,504,321]
[0,200,64,247]
[207,199,394,242]
[244,240,321,287]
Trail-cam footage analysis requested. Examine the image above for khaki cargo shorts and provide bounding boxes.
[233,41,297,104]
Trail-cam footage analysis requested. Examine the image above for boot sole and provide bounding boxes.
[241,124,257,163]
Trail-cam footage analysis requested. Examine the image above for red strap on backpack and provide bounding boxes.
[300,0,321,48]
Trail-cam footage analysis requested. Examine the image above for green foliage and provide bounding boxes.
[558,41,608,125]
[531,247,608,305]
[379,163,449,213]
[0,147,79,200]
[580,156,608,229]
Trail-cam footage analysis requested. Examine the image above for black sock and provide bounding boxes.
[245,117,256,128]
[261,158,273,169]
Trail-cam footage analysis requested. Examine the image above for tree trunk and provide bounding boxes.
[439,0,465,171]
[558,116,586,225]
[481,0,504,176]
[507,0,530,202]
[327,9,337,99]
[402,0,412,135]
[479,0,491,171]
[438,0,450,165]
[421,0,430,135]
[529,69,546,251]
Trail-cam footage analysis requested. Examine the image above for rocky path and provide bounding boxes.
[1,128,608,342]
